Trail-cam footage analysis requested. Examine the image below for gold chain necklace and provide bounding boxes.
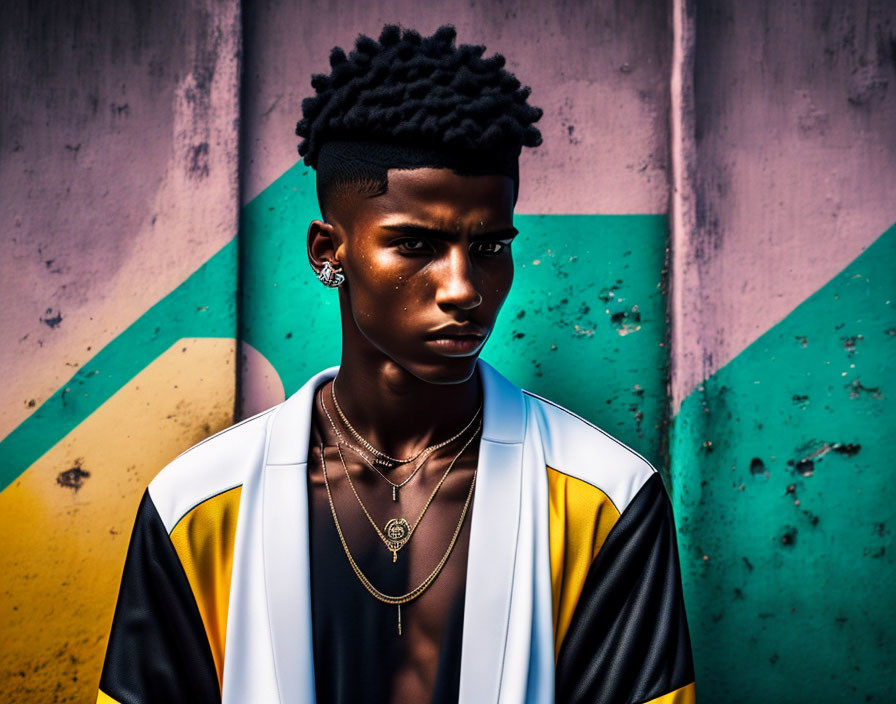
[331,379,481,469]
[336,418,480,562]
[320,443,478,636]
[321,388,481,501]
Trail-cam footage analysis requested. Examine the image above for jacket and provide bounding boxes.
[98,361,695,704]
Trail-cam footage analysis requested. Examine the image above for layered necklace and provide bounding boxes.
[332,379,480,469]
[318,384,481,635]
[328,380,482,501]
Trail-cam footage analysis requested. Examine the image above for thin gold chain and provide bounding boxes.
[320,388,477,492]
[336,419,480,555]
[319,443,478,605]
[331,378,481,466]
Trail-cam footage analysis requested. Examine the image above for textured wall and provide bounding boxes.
[238,0,673,471]
[670,0,896,701]
[241,0,671,214]
[0,0,241,701]
[0,0,894,702]
[671,0,896,406]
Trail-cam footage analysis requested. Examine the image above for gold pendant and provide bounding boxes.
[384,517,410,558]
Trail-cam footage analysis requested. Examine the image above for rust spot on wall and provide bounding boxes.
[787,440,863,476]
[792,394,810,408]
[832,442,861,457]
[780,526,798,547]
[40,308,62,328]
[846,379,882,399]
[609,305,642,336]
[794,458,815,477]
[188,142,210,179]
[841,334,863,354]
[56,460,89,491]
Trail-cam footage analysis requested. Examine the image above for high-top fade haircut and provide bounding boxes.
[296,24,543,219]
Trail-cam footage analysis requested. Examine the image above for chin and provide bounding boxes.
[405,356,480,386]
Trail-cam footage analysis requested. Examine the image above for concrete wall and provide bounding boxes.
[0,0,893,701]
[238,0,674,471]
[0,1,241,700]
[670,0,896,701]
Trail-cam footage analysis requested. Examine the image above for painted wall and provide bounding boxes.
[0,1,893,702]
[238,0,673,468]
[0,1,241,701]
[670,0,896,701]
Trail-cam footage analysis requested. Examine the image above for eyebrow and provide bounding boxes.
[382,223,519,240]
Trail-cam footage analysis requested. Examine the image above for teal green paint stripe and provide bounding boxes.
[240,162,669,466]
[0,241,237,493]
[0,159,670,494]
[485,212,668,468]
[671,223,896,703]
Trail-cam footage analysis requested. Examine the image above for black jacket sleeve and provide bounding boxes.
[555,473,695,704]
[98,490,220,704]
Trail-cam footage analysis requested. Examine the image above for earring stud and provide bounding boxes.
[317,260,345,288]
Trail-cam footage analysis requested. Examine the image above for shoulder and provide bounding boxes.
[148,406,278,532]
[523,390,656,515]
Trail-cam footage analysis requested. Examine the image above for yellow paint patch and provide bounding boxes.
[97,688,123,704]
[0,338,235,703]
[548,466,620,659]
[170,485,242,691]
[644,682,696,704]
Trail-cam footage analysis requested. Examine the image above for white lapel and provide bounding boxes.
[259,362,529,703]
[262,366,338,703]
[458,360,527,703]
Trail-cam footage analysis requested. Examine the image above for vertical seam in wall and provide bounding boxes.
[233,0,247,422]
[669,0,697,422]
[667,0,698,504]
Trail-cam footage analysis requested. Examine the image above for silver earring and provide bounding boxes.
[317,260,345,288]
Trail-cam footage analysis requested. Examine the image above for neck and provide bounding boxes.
[332,355,481,461]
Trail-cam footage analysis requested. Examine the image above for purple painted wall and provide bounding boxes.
[670,0,896,408]
[241,0,671,215]
[0,0,241,438]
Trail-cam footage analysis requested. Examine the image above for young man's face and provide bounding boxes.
[317,167,517,384]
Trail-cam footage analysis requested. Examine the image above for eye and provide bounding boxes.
[396,238,433,255]
[471,240,510,256]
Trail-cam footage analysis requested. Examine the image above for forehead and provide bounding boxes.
[341,168,515,230]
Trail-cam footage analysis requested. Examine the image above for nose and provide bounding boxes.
[435,245,483,311]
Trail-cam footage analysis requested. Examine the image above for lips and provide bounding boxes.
[424,324,487,356]
[425,323,487,340]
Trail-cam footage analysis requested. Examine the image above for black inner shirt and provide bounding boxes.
[307,391,473,704]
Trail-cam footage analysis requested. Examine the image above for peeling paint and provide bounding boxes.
[673,225,896,703]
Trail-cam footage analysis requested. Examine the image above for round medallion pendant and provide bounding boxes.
[384,518,411,551]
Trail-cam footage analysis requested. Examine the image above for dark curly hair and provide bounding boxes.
[296,24,543,215]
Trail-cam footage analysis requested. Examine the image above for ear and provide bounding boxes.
[307,219,341,275]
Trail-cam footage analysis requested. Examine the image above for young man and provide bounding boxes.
[98,26,695,704]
